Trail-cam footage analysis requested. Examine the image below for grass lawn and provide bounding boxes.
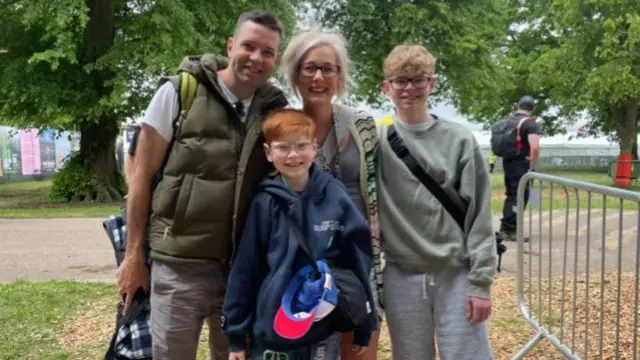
[0,169,638,219]
[0,281,116,360]
[1,274,637,360]
[489,169,640,212]
[0,180,121,219]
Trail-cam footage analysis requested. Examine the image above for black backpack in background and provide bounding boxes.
[490,113,532,159]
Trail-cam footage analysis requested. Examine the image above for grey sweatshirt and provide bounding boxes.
[377,115,496,299]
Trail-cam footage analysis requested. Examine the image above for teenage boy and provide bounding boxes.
[375,44,496,359]
[223,109,377,360]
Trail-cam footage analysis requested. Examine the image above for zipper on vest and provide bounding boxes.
[230,109,246,265]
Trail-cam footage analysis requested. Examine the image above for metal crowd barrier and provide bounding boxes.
[512,172,640,360]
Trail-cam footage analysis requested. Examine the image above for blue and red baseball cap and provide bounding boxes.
[273,260,339,339]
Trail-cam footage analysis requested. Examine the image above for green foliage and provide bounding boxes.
[308,0,510,112]
[50,152,99,202]
[0,0,298,200]
[528,0,640,151]
[459,0,567,133]
[459,0,640,140]
[531,0,640,108]
[0,0,299,131]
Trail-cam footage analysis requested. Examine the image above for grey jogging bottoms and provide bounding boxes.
[383,262,494,360]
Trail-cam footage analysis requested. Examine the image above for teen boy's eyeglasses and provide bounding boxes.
[270,141,315,155]
[299,63,340,78]
[388,76,432,90]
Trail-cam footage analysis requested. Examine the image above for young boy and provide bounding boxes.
[223,109,377,360]
[375,45,496,359]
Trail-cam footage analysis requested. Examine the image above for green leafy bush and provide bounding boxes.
[50,153,98,202]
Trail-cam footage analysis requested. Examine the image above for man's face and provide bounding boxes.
[264,134,317,180]
[226,21,280,90]
[382,74,436,111]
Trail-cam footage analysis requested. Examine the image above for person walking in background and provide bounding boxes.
[279,30,383,360]
[491,95,541,243]
[375,44,495,360]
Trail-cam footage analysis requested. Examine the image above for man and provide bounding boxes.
[375,44,495,360]
[497,95,541,242]
[115,10,288,360]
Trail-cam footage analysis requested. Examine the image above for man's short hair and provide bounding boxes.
[383,44,437,78]
[234,10,284,39]
[263,109,317,144]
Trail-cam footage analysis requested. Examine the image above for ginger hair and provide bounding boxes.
[263,108,317,144]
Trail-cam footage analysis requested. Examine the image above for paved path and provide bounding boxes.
[0,218,115,283]
[1,210,638,283]
[496,209,639,276]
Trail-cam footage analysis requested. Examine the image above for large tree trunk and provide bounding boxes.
[79,119,124,201]
[73,0,124,201]
[616,100,638,155]
[75,0,124,202]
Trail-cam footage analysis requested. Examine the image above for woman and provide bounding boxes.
[280,30,383,360]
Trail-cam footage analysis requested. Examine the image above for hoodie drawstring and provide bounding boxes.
[422,273,437,300]
[264,350,289,360]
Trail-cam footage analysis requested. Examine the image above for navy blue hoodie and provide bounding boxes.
[222,164,376,352]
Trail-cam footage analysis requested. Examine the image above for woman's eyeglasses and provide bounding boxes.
[299,64,340,78]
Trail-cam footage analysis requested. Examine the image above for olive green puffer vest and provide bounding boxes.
[148,54,288,263]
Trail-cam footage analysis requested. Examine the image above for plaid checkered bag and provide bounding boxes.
[103,204,153,360]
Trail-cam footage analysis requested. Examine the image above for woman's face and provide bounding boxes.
[296,45,342,107]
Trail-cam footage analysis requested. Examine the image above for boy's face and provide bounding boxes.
[264,134,317,180]
[382,73,436,112]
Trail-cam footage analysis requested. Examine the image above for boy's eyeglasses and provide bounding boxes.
[269,141,315,155]
[299,63,340,78]
[388,76,432,90]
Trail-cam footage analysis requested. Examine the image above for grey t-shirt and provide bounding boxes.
[314,124,365,216]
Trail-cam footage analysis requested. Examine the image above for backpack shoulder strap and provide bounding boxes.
[386,124,466,230]
[154,72,198,186]
[177,71,198,126]
[515,116,532,152]
[163,71,198,134]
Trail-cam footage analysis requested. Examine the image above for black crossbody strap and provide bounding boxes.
[387,125,466,230]
[387,124,506,273]
[284,209,321,275]
[291,221,314,260]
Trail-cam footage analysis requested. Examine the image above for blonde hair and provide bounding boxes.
[383,44,437,78]
[280,30,351,99]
